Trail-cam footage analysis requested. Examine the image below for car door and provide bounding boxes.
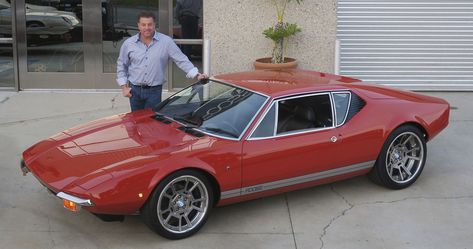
[241,92,345,194]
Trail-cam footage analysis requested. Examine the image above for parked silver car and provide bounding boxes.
[0,1,81,40]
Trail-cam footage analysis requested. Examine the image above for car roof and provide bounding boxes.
[212,69,362,97]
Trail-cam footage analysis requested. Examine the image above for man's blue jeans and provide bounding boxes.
[129,84,162,112]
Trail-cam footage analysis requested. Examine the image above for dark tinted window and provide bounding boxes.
[276,94,333,134]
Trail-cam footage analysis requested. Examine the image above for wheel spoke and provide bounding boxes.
[163,193,173,200]
[171,184,178,195]
[178,217,183,232]
[401,134,413,145]
[184,178,190,191]
[400,165,413,177]
[184,214,192,227]
[165,213,173,223]
[405,147,420,154]
[407,155,421,161]
[398,168,404,181]
[192,197,205,204]
[388,146,396,156]
[192,205,204,212]
[404,160,414,172]
[189,181,199,192]
[387,162,394,176]
[160,207,171,215]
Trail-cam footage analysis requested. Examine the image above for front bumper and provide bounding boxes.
[56,192,94,207]
[20,159,94,209]
[20,159,30,176]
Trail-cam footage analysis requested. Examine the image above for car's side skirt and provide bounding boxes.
[220,160,375,200]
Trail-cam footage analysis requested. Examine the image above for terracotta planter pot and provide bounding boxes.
[254,57,298,70]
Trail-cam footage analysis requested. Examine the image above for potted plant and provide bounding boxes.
[254,0,303,70]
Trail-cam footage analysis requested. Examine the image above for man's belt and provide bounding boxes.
[131,83,161,89]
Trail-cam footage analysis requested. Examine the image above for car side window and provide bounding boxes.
[332,92,351,126]
[276,94,333,135]
[251,104,276,138]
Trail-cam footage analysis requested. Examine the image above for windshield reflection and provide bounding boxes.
[155,80,267,139]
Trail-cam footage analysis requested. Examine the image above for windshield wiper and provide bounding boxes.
[173,116,205,137]
[177,125,205,137]
[152,114,172,124]
[173,116,202,127]
[202,127,239,138]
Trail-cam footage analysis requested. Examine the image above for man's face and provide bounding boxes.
[138,17,156,38]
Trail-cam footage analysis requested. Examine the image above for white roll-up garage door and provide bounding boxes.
[337,0,473,91]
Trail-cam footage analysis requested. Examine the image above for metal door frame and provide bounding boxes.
[0,0,19,91]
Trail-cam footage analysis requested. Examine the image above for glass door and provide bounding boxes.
[0,0,17,89]
[16,0,95,89]
[15,0,202,90]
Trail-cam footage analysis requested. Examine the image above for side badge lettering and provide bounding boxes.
[245,186,264,193]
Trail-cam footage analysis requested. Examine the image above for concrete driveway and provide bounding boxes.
[0,91,471,249]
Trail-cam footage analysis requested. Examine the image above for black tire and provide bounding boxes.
[141,169,214,239]
[369,125,427,189]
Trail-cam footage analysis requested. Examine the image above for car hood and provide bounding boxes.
[22,110,203,191]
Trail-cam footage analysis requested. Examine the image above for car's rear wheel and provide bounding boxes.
[141,170,213,239]
[369,125,427,189]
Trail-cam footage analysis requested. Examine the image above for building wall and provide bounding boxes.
[204,0,337,75]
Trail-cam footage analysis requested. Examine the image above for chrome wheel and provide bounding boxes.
[385,131,424,184]
[369,125,427,189]
[157,175,209,234]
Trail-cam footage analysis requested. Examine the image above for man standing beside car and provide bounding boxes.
[117,11,207,112]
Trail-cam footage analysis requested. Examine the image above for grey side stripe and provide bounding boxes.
[221,160,375,200]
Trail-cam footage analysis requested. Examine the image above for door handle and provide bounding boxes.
[330,136,337,142]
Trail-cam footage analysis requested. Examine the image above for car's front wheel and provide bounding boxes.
[369,125,427,189]
[141,170,213,239]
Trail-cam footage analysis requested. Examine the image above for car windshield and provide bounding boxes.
[154,80,267,139]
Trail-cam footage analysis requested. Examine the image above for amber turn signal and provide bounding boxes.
[63,199,79,212]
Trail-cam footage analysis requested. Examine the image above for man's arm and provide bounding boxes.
[117,42,132,97]
[167,40,208,80]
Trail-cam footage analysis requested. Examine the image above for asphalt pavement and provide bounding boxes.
[0,90,472,249]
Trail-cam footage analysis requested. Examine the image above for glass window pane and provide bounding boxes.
[173,0,203,41]
[25,0,84,72]
[172,44,202,88]
[333,92,350,126]
[251,104,276,138]
[277,94,333,134]
[0,2,14,88]
[0,45,14,88]
[102,1,159,73]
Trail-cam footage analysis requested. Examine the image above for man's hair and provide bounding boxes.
[137,11,156,22]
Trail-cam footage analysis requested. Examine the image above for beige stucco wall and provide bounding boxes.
[204,0,337,75]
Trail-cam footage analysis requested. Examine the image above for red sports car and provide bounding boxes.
[21,69,449,239]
